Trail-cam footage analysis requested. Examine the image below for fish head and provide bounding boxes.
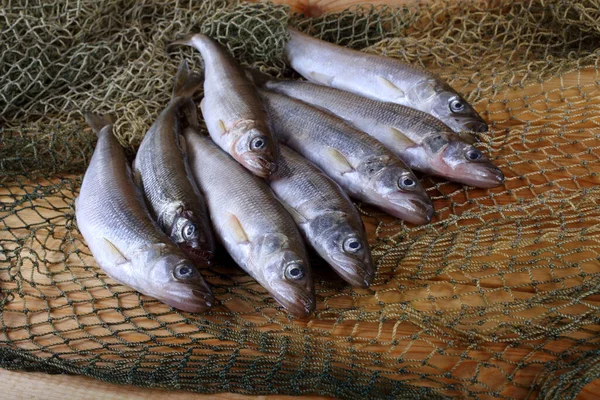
[310,213,373,288]
[416,80,488,133]
[233,125,279,178]
[251,233,314,317]
[142,250,214,313]
[436,140,505,188]
[362,158,433,225]
[169,210,213,265]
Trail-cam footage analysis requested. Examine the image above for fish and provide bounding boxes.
[169,33,279,178]
[251,74,503,188]
[259,89,434,225]
[268,145,374,288]
[133,61,215,264]
[284,27,488,135]
[75,113,214,313]
[184,129,314,317]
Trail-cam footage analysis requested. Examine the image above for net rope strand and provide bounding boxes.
[1,1,600,399]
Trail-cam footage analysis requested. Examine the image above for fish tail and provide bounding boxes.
[172,60,203,101]
[244,68,273,88]
[84,112,113,136]
[166,33,206,51]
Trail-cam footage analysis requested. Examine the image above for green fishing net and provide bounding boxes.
[1,0,600,398]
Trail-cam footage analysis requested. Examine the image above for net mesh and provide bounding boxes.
[1,0,600,398]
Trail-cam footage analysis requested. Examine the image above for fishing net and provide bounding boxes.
[1,0,600,398]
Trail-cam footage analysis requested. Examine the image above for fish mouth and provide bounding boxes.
[160,283,215,313]
[463,120,489,133]
[179,244,214,266]
[240,154,278,177]
[268,282,315,317]
[385,195,434,225]
[454,165,505,188]
[330,255,374,288]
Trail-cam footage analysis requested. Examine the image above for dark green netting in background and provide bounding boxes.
[1,1,600,399]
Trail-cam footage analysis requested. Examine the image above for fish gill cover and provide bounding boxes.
[1,0,600,398]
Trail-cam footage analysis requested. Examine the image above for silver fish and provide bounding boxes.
[259,89,433,225]
[184,130,314,317]
[169,34,279,178]
[76,113,214,313]
[134,62,215,264]
[254,76,503,188]
[284,28,488,134]
[268,145,374,288]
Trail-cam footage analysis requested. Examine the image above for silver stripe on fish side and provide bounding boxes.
[185,129,315,317]
[169,34,279,178]
[268,145,374,288]
[134,61,215,264]
[259,89,434,225]
[250,74,503,188]
[75,113,214,313]
[284,27,488,135]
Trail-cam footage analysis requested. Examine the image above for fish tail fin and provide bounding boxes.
[244,68,274,88]
[172,60,204,101]
[166,33,206,51]
[84,112,113,136]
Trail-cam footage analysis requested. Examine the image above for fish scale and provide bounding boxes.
[134,62,215,262]
[256,77,503,187]
[185,131,314,317]
[267,146,374,288]
[284,27,488,134]
[259,89,434,225]
[76,115,214,313]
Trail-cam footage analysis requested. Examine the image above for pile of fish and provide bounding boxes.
[76,28,504,317]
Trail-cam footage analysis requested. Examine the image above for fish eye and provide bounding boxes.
[250,136,267,150]
[450,99,465,113]
[398,175,417,190]
[466,149,482,161]
[182,223,197,240]
[343,237,362,253]
[174,263,195,280]
[284,263,305,280]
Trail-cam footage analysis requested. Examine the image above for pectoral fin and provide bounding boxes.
[103,238,129,265]
[387,126,417,150]
[176,132,187,155]
[132,165,143,189]
[376,76,405,98]
[226,213,249,244]
[309,71,334,86]
[217,119,227,135]
[282,204,308,225]
[326,147,354,174]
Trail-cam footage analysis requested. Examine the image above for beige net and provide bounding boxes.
[1,0,600,398]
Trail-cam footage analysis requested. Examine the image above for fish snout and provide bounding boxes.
[464,120,489,133]
[240,153,279,178]
[386,194,434,225]
[269,281,315,317]
[161,281,215,313]
[330,254,374,288]
[179,244,213,266]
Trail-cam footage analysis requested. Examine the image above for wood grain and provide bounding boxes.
[0,369,332,400]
